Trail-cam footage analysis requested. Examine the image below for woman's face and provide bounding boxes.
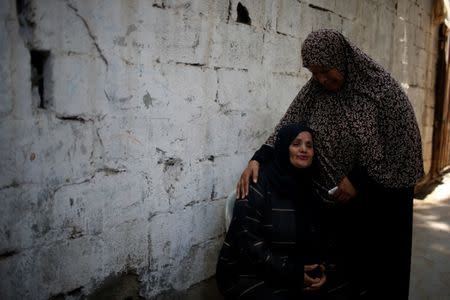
[307,65,344,92]
[289,131,314,168]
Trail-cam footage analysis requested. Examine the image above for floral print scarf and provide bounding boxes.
[266,29,424,194]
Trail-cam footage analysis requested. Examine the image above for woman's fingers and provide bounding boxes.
[236,181,242,199]
[319,264,326,272]
[250,161,259,184]
[304,264,318,272]
[237,168,250,198]
[310,274,326,288]
[333,178,354,203]
[241,169,250,198]
[304,264,326,292]
[304,273,319,285]
[236,161,260,199]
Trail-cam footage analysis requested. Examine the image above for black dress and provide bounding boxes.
[216,167,323,300]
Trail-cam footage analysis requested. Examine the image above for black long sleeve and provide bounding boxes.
[233,180,303,285]
[251,144,274,164]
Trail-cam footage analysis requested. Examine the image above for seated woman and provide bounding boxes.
[216,123,326,300]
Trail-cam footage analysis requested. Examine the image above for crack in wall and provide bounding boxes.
[226,0,232,23]
[307,3,351,20]
[0,250,19,261]
[175,62,205,67]
[213,66,248,72]
[0,180,20,191]
[52,167,127,195]
[96,167,127,176]
[55,114,93,123]
[66,3,108,68]
[308,4,333,13]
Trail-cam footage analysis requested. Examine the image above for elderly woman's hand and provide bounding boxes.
[334,176,357,203]
[236,160,260,199]
[304,264,326,292]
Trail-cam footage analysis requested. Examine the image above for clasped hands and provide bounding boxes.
[304,264,326,291]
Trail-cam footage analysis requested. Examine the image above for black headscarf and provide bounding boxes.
[265,123,315,199]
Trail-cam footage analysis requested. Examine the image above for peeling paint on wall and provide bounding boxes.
[0,0,438,299]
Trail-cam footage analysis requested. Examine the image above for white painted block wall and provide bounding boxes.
[0,0,438,299]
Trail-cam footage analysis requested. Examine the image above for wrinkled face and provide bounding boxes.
[307,65,345,92]
[289,131,314,168]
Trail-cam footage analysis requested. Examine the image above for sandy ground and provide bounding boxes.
[410,172,450,300]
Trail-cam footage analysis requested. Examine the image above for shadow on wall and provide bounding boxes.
[155,276,223,300]
[47,272,143,300]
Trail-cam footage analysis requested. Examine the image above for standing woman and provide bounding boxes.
[237,29,424,299]
[217,124,327,299]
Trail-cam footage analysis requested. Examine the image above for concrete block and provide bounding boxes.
[0,15,14,117]
[23,118,99,185]
[216,68,264,115]
[276,0,303,38]
[153,11,211,65]
[424,106,434,127]
[141,237,223,298]
[422,158,431,174]
[425,89,435,107]
[304,0,336,12]
[146,201,225,277]
[265,72,305,118]
[415,47,428,67]
[408,2,422,26]
[0,185,41,252]
[153,0,229,21]
[261,32,302,74]
[426,68,436,91]
[334,0,359,20]
[396,0,410,20]
[371,6,395,69]
[51,172,151,238]
[306,4,343,32]
[2,26,33,118]
[0,119,27,187]
[407,87,426,125]
[31,0,98,54]
[209,23,264,69]
[228,0,267,29]
[317,11,343,33]
[262,0,279,31]
[390,18,409,81]
[92,2,212,66]
[52,54,108,117]
[424,125,433,144]
[380,0,398,12]
[100,63,218,163]
[418,7,432,30]
[414,27,426,49]
[0,116,99,188]
[341,19,366,51]
[416,67,427,88]
[423,141,432,162]
[0,249,43,300]
[356,1,380,55]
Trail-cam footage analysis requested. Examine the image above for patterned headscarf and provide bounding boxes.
[266,29,423,193]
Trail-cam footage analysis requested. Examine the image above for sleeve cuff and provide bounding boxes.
[251,144,274,164]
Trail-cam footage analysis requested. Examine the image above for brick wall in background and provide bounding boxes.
[0,0,438,299]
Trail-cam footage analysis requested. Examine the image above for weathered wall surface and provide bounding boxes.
[0,0,438,299]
